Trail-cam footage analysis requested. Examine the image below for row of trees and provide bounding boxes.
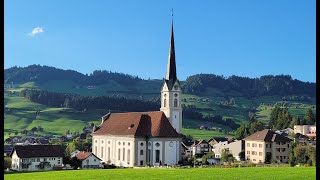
[269,106,316,130]
[288,142,316,166]
[183,74,315,98]
[20,89,159,112]
[4,65,142,86]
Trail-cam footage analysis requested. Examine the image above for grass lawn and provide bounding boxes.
[181,128,233,140]
[4,167,315,180]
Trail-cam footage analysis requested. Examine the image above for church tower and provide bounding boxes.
[160,19,182,133]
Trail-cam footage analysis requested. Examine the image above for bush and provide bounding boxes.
[4,157,12,169]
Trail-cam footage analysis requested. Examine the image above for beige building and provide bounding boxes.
[244,129,292,164]
[92,20,183,167]
[294,125,316,139]
[212,140,244,161]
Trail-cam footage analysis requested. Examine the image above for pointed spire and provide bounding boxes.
[165,17,177,81]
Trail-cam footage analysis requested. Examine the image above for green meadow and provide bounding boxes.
[4,167,316,180]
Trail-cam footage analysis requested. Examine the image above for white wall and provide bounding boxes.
[81,154,101,168]
[11,150,63,171]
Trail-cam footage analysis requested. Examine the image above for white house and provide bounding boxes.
[75,151,102,169]
[91,19,183,167]
[10,145,64,171]
[212,139,244,161]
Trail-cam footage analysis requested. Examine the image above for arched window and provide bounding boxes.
[164,99,167,107]
[174,99,178,107]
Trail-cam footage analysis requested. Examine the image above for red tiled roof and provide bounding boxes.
[244,129,292,142]
[75,151,101,161]
[93,111,180,138]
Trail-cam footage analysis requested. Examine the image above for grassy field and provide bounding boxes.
[4,167,316,180]
[181,128,233,140]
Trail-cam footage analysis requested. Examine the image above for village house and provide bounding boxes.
[75,151,102,169]
[191,139,212,158]
[244,129,292,164]
[212,139,244,161]
[294,125,316,139]
[91,19,183,167]
[293,133,309,144]
[181,141,193,159]
[10,145,64,171]
[208,137,232,147]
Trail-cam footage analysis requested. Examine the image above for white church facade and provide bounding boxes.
[92,20,183,167]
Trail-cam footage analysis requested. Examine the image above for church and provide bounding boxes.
[91,20,183,167]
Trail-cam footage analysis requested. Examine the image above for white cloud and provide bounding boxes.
[28,27,44,37]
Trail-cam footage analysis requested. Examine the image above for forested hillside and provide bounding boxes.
[183,74,315,98]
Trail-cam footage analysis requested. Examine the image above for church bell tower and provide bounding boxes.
[160,19,182,133]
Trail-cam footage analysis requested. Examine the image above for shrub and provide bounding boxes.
[4,157,12,169]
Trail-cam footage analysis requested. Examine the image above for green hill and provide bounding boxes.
[4,65,316,140]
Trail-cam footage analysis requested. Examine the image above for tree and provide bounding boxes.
[202,152,215,165]
[238,151,245,161]
[4,157,12,169]
[221,149,235,165]
[249,121,264,135]
[265,152,272,164]
[234,124,248,139]
[304,108,315,125]
[294,144,308,165]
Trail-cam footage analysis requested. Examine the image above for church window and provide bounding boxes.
[148,150,151,162]
[108,141,110,144]
[95,146,97,155]
[101,147,104,159]
[174,93,178,97]
[155,142,160,147]
[128,142,130,146]
[140,150,143,155]
[118,149,121,160]
[118,142,121,145]
[174,99,178,107]
[140,142,144,146]
[127,149,130,164]
[108,147,110,160]
[155,150,160,163]
[101,140,104,144]
[123,142,125,146]
[123,148,125,161]
[164,99,167,107]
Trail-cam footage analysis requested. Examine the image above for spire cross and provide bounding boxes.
[171,8,174,17]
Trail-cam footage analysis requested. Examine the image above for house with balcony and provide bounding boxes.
[191,139,212,158]
[10,145,64,171]
[244,129,292,164]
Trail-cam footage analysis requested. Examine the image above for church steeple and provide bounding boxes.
[165,20,177,81]
[160,15,182,133]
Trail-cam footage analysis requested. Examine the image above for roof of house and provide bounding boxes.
[93,111,181,138]
[295,133,309,139]
[208,137,228,143]
[75,151,102,161]
[244,129,292,142]
[4,145,13,152]
[10,145,65,158]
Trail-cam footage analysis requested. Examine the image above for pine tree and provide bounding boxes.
[304,108,315,125]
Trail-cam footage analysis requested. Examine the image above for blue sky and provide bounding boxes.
[4,0,316,82]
